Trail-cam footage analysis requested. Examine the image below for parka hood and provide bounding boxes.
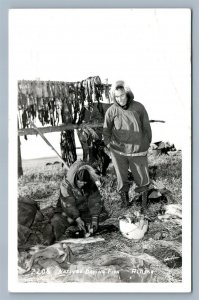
[66,160,100,188]
[111,80,134,107]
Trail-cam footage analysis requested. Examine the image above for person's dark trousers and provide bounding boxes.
[111,149,150,207]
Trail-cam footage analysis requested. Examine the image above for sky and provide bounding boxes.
[9,9,191,159]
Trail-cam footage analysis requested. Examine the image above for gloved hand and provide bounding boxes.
[90,216,99,234]
[76,217,86,232]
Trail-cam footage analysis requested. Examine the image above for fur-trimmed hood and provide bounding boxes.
[66,160,100,188]
[111,80,134,106]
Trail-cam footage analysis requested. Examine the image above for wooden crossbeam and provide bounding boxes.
[18,119,165,137]
[18,123,104,136]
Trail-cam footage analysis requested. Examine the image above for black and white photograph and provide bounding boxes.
[8,8,191,292]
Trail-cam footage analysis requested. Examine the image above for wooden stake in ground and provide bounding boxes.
[18,136,23,177]
[30,121,69,170]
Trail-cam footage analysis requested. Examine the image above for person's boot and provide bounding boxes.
[119,191,130,208]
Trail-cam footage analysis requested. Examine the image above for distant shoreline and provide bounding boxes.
[22,153,83,162]
[22,156,58,161]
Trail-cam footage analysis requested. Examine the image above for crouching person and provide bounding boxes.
[51,160,107,240]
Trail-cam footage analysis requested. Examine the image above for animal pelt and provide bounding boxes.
[21,242,73,274]
[158,204,182,221]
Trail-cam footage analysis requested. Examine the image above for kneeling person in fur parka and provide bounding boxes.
[51,160,107,240]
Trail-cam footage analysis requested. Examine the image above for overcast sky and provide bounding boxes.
[9,9,191,159]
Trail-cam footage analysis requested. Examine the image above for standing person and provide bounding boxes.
[103,81,152,211]
[51,160,108,240]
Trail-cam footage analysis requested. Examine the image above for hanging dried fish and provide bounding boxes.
[54,82,60,98]
[22,109,29,140]
[104,79,111,101]
[18,108,23,129]
[94,76,103,102]
[26,81,32,96]
[58,82,63,99]
[26,94,35,124]
[74,82,83,125]
[86,77,93,110]
[69,84,78,124]
[60,130,77,167]
[38,108,44,126]
[77,124,111,175]
[48,98,55,126]
[35,81,43,98]
[77,128,90,161]
[94,76,101,85]
[30,95,37,120]
[91,77,97,102]
[76,81,86,125]
[37,96,44,109]
[55,98,62,125]
[51,82,55,98]
[63,82,70,98]
[62,98,72,124]
[43,100,50,125]
[31,81,37,99]
[20,81,28,95]
[47,81,54,98]
[42,81,49,98]
[77,125,97,163]
[17,78,108,166]
[18,84,25,109]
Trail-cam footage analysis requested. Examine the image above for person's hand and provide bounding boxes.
[76,217,86,232]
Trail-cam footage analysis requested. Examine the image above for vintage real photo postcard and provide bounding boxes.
[9,9,191,292]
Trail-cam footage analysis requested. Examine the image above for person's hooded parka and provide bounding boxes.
[103,81,152,155]
[56,160,103,222]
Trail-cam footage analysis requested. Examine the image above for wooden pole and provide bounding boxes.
[18,122,104,136]
[29,122,69,170]
[150,120,165,123]
[18,136,23,177]
[18,120,165,137]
